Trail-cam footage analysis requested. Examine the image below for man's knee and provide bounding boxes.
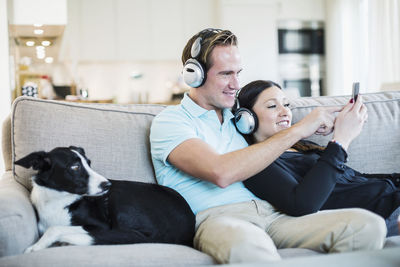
[336,209,386,251]
[194,216,280,263]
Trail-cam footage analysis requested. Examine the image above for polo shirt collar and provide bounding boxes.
[181,93,235,121]
[181,93,208,117]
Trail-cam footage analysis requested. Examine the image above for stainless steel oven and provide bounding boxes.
[278,21,324,54]
[278,20,325,97]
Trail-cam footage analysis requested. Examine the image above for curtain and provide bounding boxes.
[326,0,400,95]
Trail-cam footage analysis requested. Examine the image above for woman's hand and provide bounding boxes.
[294,106,343,139]
[333,95,368,150]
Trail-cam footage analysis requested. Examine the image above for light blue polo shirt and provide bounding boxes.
[150,93,258,214]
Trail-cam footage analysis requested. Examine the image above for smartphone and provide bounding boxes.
[352,82,360,102]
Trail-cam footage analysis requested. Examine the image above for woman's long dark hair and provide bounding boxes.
[235,80,324,153]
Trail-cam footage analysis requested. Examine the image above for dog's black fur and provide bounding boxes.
[15,146,195,252]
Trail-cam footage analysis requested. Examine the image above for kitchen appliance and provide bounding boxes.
[278,21,324,55]
[278,20,325,97]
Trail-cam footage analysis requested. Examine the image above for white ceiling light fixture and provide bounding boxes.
[33,23,43,27]
[44,57,54,63]
[36,46,46,59]
[41,40,51,46]
[26,41,35,46]
[34,29,44,35]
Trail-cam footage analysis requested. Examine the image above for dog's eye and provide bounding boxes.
[70,165,80,171]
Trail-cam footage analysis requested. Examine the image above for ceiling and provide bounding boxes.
[9,25,65,64]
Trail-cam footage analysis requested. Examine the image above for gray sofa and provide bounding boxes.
[1,93,400,266]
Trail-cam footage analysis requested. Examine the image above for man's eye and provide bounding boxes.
[284,103,290,107]
[70,165,80,171]
[267,105,276,109]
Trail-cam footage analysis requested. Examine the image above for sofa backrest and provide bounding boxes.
[9,97,166,190]
[5,92,400,190]
[289,91,400,173]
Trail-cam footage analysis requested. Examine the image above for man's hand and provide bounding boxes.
[293,106,343,139]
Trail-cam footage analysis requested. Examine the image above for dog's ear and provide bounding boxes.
[15,151,51,171]
[69,146,86,156]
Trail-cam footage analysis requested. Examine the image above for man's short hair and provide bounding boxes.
[181,29,238,72]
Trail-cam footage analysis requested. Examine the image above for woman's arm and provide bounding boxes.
[244,142,347,216]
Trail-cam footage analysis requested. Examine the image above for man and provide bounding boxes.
[150,28,386,264]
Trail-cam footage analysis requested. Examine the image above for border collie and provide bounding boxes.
[15,146,195,253]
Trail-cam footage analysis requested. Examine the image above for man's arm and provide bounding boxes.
[168,106,342,188]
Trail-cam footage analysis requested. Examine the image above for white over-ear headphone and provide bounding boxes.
[182,36,206,88]
[182,29,224,88]
[234,97,258,135]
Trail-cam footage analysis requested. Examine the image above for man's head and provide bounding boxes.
[182,29,242,112]
[182,29,238,88]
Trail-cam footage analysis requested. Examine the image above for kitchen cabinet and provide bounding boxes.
[68,0,216,61]
[220,0,280,84]
[115,0,150,61]
[78,0,116,61]
[116,0,216,61]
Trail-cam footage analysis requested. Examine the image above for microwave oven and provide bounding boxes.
[278,20,324,55]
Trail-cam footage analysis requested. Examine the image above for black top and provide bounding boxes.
[244,141,400,218]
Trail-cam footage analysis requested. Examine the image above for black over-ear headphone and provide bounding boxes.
[182,29,222,88]
[234,96,258,135]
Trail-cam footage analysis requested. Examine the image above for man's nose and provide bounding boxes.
[230,75,240,89]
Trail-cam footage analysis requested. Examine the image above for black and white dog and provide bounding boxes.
[15,146,195,253]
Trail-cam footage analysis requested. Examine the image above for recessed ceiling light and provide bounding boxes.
[45,57,54,63]
[34,29,44,35]
[41,40,51,46]
[26,41,35,46]
[36,46,45,51]
[33,23,43,27]
[37,52,45,59]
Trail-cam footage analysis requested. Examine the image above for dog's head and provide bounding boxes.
[15,146,111,196]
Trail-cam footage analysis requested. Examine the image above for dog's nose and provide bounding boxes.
[100,181,111,192]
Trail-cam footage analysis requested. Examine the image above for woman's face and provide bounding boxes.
[252,86,292,142]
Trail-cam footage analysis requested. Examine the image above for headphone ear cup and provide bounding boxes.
[234,108,258,135]
[182,58,206,88]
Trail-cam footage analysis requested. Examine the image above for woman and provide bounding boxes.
[235,80,400,236]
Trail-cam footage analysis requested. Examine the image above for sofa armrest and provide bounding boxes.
[0,171,38,257]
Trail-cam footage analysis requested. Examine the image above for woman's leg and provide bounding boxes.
[362,173,400,187]
[267,208,386,253]
[386,206,400,236]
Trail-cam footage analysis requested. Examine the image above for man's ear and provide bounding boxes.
[69,146,86,156]
[14,151,51,171]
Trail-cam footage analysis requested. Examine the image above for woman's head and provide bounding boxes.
[236,80,292,144]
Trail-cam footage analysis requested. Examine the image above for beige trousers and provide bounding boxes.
[194,200,387,264]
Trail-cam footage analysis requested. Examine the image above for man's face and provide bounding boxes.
[198,45,242,111]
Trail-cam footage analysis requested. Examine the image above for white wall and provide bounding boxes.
[0,0,12,174]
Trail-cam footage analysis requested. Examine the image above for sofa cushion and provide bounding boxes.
[289,91,400,173]
[0,243,216,267]
[2,114,12,171]
[0,171,38,257]
[11,97,166,190]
